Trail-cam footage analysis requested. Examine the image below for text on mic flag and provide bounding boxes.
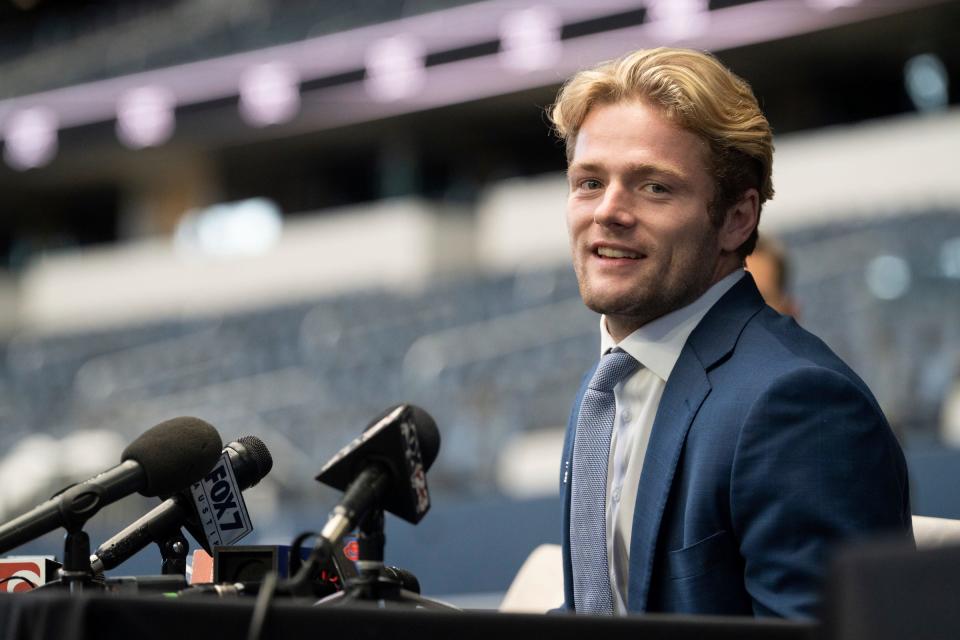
[190,451,253,547]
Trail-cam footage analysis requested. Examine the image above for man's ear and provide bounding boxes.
[719,188,760,254]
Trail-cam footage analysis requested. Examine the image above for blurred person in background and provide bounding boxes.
[550,47,910,619]
[939,377,960,446]
[746,234,798,317]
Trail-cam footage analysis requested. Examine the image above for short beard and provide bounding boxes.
[574,245,721,335]
[579,279,706,334]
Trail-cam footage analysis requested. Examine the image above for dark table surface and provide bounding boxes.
[0,590,818,640]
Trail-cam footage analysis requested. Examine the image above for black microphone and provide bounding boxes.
[314,404,440,549]
[90,436,273,573]
[0,417,222,555]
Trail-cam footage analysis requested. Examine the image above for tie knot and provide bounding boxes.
[589,348,639,392]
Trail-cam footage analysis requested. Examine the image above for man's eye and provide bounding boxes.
[580,179,602,190]
[645,183,669,195]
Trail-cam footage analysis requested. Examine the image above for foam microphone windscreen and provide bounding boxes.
[121,417,222,497]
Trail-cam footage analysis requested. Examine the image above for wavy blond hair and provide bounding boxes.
[549,47,774,257]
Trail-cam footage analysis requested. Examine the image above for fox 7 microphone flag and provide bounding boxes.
[189,451,253,547]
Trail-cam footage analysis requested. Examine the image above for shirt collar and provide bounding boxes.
[600,269,745,381]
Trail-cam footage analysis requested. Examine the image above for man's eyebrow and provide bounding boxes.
[567,161,687,182]
[566,161,602,176]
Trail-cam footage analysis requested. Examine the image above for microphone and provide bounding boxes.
[90,436,273,573]
[0,417,222,555]
[314,404,440,550]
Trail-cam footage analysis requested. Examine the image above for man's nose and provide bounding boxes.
[592,183,636,228]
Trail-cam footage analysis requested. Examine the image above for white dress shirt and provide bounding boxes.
[599,269,744,614]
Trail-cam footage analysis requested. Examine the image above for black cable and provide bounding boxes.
[246,532,335,640]
[288,530,317,577]
[285,538,334,596]
[246,570,276,640]
[0,575,39,589]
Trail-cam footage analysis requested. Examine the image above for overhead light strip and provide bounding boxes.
[0,0,942,165]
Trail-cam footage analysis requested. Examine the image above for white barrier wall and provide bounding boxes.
[18,198,474,333]
[761,108,960,232]
[475,173,570,273]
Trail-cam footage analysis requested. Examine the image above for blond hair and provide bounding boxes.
[549,47,774,257]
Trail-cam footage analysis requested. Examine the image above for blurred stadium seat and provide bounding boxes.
[2,206,960,503]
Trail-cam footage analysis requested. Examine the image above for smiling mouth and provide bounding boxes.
[596,246,641,259]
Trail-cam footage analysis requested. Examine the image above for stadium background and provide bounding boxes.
[0,0,958,606]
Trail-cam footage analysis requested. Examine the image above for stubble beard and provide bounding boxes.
[574,253,718,333]
[578,275,691,331]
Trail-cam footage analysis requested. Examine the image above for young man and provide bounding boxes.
[551,48,910,619]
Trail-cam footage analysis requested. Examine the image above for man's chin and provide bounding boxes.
[580,293,650,318]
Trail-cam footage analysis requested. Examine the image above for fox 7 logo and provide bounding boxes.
[191,454,252,547]
[400,421,430,515]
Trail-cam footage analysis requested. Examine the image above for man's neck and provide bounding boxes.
[605,262,743,342]
[603,268,745,344]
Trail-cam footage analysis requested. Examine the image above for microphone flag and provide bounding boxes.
[189,451,253,548]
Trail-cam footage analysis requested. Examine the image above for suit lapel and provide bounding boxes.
[626,274,766,611]
[626,349,710,611]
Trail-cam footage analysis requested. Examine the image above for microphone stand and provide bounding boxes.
[314,509,458,611]
[36,485,107,593]
[158,531,190,576]
[87,530,189,595]
[59,530,98,593]
[36,498,188,594]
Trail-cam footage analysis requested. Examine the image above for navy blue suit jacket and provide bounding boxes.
[560,274,911,618]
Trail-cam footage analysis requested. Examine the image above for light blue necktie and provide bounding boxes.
[570,348,639,614]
